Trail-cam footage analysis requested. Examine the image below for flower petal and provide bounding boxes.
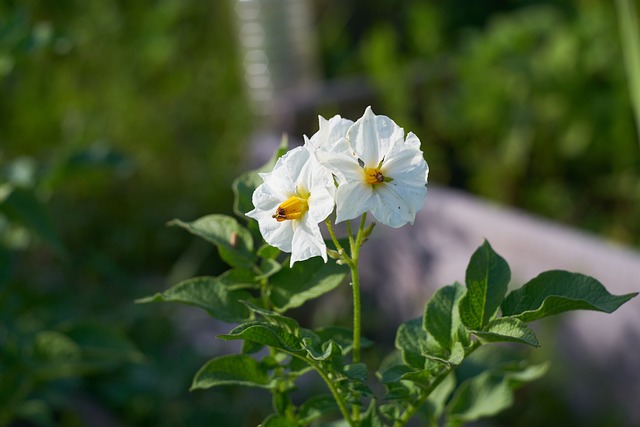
[290,215,327,266]
[335,180,373,223]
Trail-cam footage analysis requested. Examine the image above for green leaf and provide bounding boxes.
[270,257,348,312]
[135,276,252,322]
[261,414,297,427]
[472,317,540,347]
[459,240,511,330]
[445,371,513,427]
[420,373,456,422]
[243,302,300,333]
[298,395,340,425]
[257,243,281,259]
[344,363,368,383]
[256,258,282,280]
[217,268,260,290]
[0,186,67,257]
[33,331,81,362]
[233,135,289,219]
[191,354,271,390]
[63,322,143,363]
[424,283,466,351]
[219,322,303,353]
[395,317,428,369]
[314,326,373,355]
[168,214,256,269]
[501,270,638,322]
[360,400,385,427]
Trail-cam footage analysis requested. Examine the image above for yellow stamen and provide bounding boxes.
[272,195,309,222]
[364,167,386,185]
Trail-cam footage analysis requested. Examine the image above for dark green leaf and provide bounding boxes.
[314,326,373,355]
[344,363,368,383]
[0,186,67,257]
[168,214,256,268]
[459,240,511,330]
[233,135,289,219]
[243,302,300,333]
[501,270,637,322]
[270,257,348,312]
[424,283,466,351]
[218,268,260,290]
[135,276,252,322]
[219,322,303,353]
[472,317,540,347]
[379,364,415,384]
[191,354,271,390]
[256,258,282,280]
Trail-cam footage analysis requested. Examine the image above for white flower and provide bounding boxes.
[318,106,429,228]
[308,114,354,151]
[246,142,335,266]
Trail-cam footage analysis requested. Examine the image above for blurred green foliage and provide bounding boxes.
[318,0,640,245]
[1,0,639,426]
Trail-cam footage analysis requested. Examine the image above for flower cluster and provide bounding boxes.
[247,106,429,266]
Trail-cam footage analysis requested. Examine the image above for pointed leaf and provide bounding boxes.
[459,241,511,330]
[168,214,256,268]
[472,317,540,347]
[219,322,303,353]
[360,400,385,427]
[424,283,466,351]
[270,257,348,312]
[135,276,252,322]
[344,363,368,383]
[191,354,271,390]
[501,270,638,322]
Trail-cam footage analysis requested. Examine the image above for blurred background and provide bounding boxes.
[1,0,639,426]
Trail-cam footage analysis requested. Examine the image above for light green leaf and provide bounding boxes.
[298,395,340,425]
[242,302,300,333]
[501,270,638,322]
[270,257,348,312]
[219,322,303,353]
[256,258,282,280]
[420,373,456,421]
[395,317,428,369]
[135,276,252,322]
[472,317,540,347]
[257,243,281,259]
[459,240,511,330]
[445,371,513,427]
[191,354,271,390]
[33,331,81,362]
[168,214,256,269]
[233,135,289,219]
[217,268,260,290]
[424,283,466,351]
[261,415,297,427]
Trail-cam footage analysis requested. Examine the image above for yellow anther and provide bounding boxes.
[272,195,309,222]
[364,167,386,185]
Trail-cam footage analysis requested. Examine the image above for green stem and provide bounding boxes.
[292,353,355,426]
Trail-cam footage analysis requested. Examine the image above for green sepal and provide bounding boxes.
[459,240,511,331]
[190,354,272,391]
[168,214,256,269]
[501,270,638,322]
[135,276,253,323]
